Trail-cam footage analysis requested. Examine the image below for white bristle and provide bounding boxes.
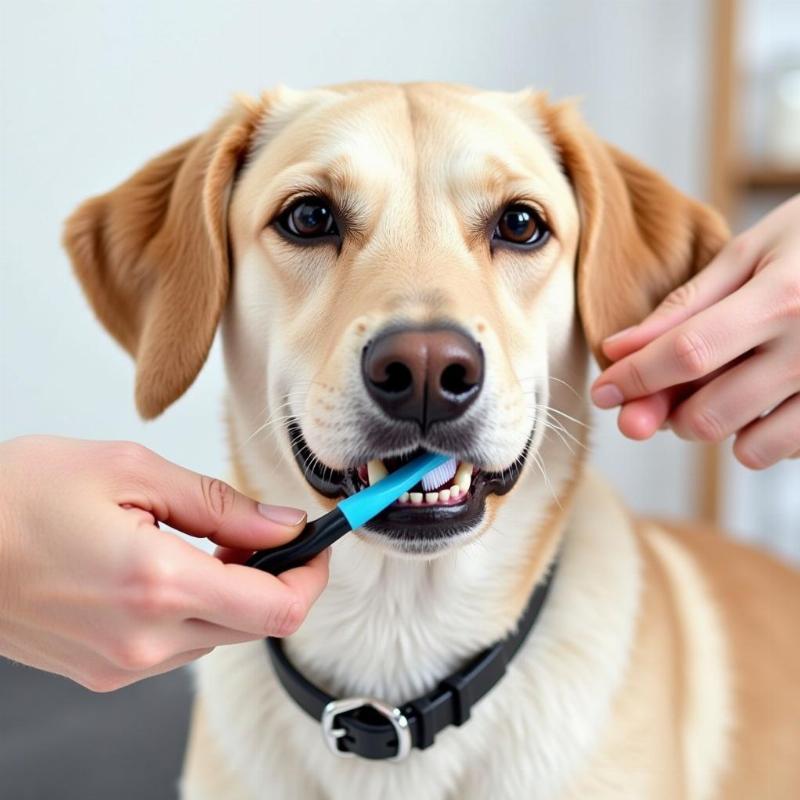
[420,457,457,491]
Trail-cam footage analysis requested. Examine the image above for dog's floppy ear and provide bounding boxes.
[63,97,264,418]
[539,99,729,368]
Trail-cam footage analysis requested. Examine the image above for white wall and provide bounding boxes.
[1,0,718,523]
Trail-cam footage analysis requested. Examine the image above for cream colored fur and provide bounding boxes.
[63,82,800,800]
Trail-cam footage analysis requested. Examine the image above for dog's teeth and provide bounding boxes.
[439,488,450,502]
[410,492,423,505]
[450,484,461,498]
[367,459,388,486]
[425,492,438,504]
[399,492,410,503]
[455,462,473,493]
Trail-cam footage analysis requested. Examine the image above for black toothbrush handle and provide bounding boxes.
[245,507,351,575]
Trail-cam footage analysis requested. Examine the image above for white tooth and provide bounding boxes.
[425,492,438,504]
[450,485,461,498]
[410,492,423,505]
[455,462,473,493]
[367,459,388,486]
[439,489,450,502]
[399,492,410,503]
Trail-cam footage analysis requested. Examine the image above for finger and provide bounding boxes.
[616,390,676,440]
[188,550,330,637]
[669,347,799,443]
[117,447,307,550]
[592,280,776,407]
[733,394,800,469]
[602,236,756,362]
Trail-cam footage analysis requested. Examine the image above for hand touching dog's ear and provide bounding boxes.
[538,98,729,368]
[64,97,265,418]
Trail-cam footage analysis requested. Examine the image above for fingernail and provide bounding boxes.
[592,384,624,408]
[603,325,637,344]
[257,503,306,527]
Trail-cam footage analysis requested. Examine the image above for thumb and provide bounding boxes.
[127,449,307,550]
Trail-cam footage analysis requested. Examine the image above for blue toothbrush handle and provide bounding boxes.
[246,452,449,575]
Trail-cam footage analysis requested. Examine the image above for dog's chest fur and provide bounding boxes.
[185,472,652,800]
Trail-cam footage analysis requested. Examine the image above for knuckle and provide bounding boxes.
[107,634,164,671]
[625,358,649,396]
[267,599,304,638]
[109,441,152,472]
[729,232,754,261]
[673,330,712,377]
[661,281,696,311]
[200,476,236,526]
[685,406,725,442]
[122,553,179,617]
[774,274,800,321]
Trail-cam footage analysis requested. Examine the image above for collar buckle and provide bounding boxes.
[321,697,412,762]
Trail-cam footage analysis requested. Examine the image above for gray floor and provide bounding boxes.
[1,657,193,799]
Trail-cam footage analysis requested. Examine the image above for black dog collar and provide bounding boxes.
[264,559,558,762]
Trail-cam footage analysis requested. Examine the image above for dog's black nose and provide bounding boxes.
[362,327,484,430]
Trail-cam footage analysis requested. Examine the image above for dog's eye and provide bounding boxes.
[493,204,549,247]
[277,197,339,240]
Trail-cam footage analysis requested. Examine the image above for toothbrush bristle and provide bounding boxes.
[420,457,457,491]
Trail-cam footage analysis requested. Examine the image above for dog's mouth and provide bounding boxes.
[286,419,531,543]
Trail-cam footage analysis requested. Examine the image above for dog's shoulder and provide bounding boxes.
[643,519,800,799]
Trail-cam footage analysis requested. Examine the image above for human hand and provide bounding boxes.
[0,435,327,691]
[591,194,800,469]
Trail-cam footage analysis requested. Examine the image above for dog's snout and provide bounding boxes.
[362,327,484,430]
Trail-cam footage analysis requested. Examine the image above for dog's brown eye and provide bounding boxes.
[494,204,549,247]
[277,197,339,240]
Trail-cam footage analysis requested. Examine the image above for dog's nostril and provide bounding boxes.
[375,362,413,394]
[440,363,474,397]
[362,326,484,430]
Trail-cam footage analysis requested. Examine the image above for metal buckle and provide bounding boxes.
[321,696,412,762]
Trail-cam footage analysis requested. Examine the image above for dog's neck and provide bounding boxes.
[227,391,586,707]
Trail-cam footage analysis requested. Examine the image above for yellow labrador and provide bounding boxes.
[65,82,800,800]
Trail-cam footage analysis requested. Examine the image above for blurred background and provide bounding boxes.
[1,1,798,797]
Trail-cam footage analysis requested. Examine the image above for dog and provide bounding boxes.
[64,82,800,799]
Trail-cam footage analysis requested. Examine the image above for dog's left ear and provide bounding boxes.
[539,99,729,368]
[63,96,265,418]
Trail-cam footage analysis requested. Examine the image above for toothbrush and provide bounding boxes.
[246,452,450,575]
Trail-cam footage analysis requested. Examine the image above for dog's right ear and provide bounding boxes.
[63,97,265,418]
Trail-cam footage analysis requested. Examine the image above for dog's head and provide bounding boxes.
[64,83,726,556]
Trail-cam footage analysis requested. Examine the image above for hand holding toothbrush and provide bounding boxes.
[0,435,328,692]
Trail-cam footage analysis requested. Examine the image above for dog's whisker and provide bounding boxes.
[541,424,575,455]
[532,450,561,510]
[543,415,588,451]
[514,374,584,401]
[536,411,588,452]
[535,404,589,428]
[240,390,317,447]
[243,412,302,447]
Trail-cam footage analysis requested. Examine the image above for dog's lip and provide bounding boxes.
[285,418,532,539]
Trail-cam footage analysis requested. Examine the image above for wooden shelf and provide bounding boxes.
[737,165,800,190]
